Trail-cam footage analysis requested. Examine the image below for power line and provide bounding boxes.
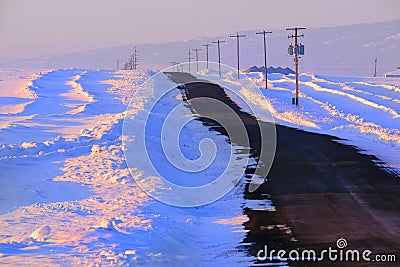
[171,61,179,72]
[212,39,225,77]
[202,44,211,70]
[126,46,139,71]
[129,54,133,70]
[133,47,139,70]
[256,30,272,89]
[230,32,246,79]
[286,27,306,107]
[192,48,202,72]
[186,49,194,73]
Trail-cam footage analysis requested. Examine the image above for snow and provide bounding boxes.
[1,65,398,265]
[27,226,51,242]
[194,70,400,174]
[0,68,275,266]
[122,71,258,205]
[0,69,43,99]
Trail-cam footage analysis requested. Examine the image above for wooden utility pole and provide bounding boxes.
[192,48,202,72]
[202,44,211,70]
[171,61,179,72]
[186,49,194,73]
[374,58,378,77]
[256,30,272,89]
[127,47,139,71]
[230,32,246,79]
[129,54,133,70]
[286,27,306,107]
[133,47,139,70]
[212,39,225,77]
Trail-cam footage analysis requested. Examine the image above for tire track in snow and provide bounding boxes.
[311,75,400,114]
[300,78,400,119]
[210,71,400,173]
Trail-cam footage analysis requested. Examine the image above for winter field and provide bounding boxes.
[0,67,399,265]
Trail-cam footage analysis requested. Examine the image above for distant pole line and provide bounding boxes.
[212,39,225,77]
[230,32,246,79]
[132,47,136,70]
[202,44,211,70]
[127,46,139,70]
[256,30,272,89]
[374,58,378,77]
[133,47,136,70]
[287,27,306,107]
[186,49,194,73]
[133,47,139,70]
[129,54,133,70]
[192,48,202,72]
[171,61,179,72]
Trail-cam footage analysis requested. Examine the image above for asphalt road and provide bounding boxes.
[167,72,400,266]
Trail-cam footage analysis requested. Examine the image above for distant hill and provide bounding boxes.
[2,20,399,77]
[244,66,295,75]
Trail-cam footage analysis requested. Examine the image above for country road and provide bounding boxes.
[167,71,400,266]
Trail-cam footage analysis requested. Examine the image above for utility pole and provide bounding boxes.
[374,58,377,77]
[127,47,139,71]
[129,54,133,70]
[230,32,246,79]
[212,39,225,77]
[286,27,306,107]
[133,47,139,70]
[133,47,136,70]
[171,61,179,72]
[202,44,211,70]
[117,59,120,71]
[186,49,194,73]
[256,30,272,89]
[192,48,201,72]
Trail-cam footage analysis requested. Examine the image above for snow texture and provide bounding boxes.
[1,66,398,265]
[0,69,268,266]
[195,69,400,175]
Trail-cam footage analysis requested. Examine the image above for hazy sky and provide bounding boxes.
[0,0,399,59]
